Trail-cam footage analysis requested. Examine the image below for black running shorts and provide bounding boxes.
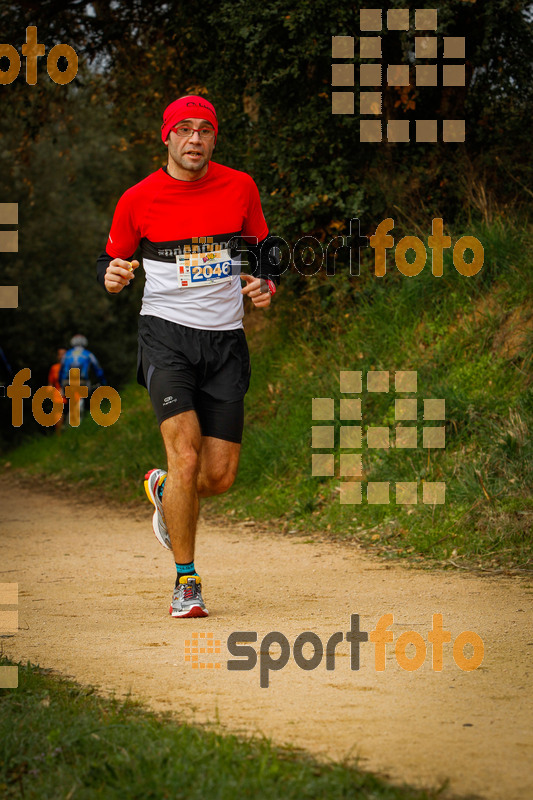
[137,315,251,443]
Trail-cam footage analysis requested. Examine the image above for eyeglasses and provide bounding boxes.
[171,125,215,140]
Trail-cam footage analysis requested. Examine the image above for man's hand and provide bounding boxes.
[105,259,139,294]
[240,274,272,308]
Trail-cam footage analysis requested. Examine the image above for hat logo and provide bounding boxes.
[186,100,214,113]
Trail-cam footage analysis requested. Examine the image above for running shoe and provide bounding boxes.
[170,575,209,618]
[144,468,171,551]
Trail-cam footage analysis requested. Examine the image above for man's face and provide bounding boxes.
[165,117,215,180]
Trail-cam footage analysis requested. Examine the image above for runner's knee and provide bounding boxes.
[200,462,237,495]
[167,445,200,484]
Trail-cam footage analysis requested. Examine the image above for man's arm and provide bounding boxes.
[246,235,282,287]
[89,352,106,384]
[240,174,278,287]
[240,235,281,309]
[58,352,70,386]
[96,251,113,290]
[96,250,139,294]
[98,187,142,293]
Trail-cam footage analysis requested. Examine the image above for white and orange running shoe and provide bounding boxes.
[144,468,171,551]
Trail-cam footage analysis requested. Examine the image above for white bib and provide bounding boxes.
[176,247,236,289]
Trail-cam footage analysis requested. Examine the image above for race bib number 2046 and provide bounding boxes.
[176,248,235,289]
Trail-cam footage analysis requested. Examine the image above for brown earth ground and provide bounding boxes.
[1,482,532,799]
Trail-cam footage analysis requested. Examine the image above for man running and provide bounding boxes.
[59,336,106,387]
[47,346,67,434]
[59,335,107,419]
[97,95,278,618]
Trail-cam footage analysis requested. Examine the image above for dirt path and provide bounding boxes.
[1,482,531,799]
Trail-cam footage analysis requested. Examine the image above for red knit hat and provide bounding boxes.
[161,95,218,143]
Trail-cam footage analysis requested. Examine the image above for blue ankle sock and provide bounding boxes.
[157,477,166,500]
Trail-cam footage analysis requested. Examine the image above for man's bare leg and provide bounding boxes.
[160,412,241,563]
[197,435,241,498]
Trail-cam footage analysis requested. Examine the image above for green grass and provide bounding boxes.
[3,217,532,573]
[3,383,166,503]
[218,219,533,571]
[0,658,445,800]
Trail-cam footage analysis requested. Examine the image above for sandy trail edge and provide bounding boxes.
[1,483,532,800]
